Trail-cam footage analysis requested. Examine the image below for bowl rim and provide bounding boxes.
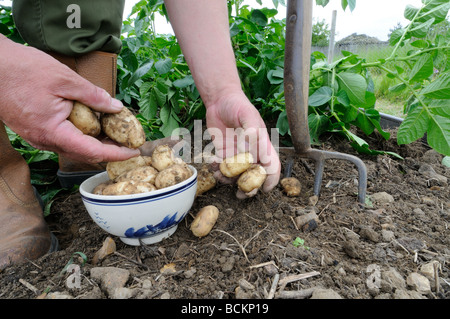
[79,165,197,204]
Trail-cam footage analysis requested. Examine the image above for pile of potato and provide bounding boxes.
[92,145,193,196]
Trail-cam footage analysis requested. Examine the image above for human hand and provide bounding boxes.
[205,91,281,199]
[0,36,140,163]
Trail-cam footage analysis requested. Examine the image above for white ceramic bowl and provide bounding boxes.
[79,166,197,246]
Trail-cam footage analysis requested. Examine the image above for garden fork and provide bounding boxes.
[283,0,367,204]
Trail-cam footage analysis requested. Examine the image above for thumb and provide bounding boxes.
[54,67,124,113]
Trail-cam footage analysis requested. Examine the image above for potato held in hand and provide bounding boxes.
[190,205,219,238]
[237,164,267,194]
[101,107,146,149]
[219,152,253,178]
[68,101,101,137]
[151,144,177,171]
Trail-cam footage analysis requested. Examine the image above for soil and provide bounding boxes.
[0,127,449,301]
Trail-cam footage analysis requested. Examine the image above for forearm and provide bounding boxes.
[164,0,241,107]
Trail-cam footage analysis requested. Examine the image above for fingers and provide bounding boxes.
[50,120,140,163]
[52,65,124,114]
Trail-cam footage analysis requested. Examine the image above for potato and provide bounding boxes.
[280,177,301,196]
[155,164,192,189]
[237,164,267,193]
[68,101,101,137]
[151,144,176,171]
[101,107,146,149]
[102,181,156,196]
[190,205,219,237]
[116,166,158,184]
[219,152,253,178]
[196,165,216,196]
[92,180,113,195]
[106,156,148,181]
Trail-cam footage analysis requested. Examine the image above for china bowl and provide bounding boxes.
[79,166,197,245]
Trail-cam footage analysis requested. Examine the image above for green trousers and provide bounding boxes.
[12,0,125,56]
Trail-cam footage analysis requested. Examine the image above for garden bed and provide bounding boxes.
[0,127,448,300]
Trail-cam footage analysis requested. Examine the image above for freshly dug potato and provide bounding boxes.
[101,107,146,149]
[280,177,301,196]
[68,101,101,137]
[190,205,219,237]
[151,144,176,171]
[155,164,192,189]
[102,181,156,196]
[219,152,253,178]
[196,165,216,196]
[116,166,158,185]
[237,164,267,193]
[106,156,148,181]
[92,180,113,195]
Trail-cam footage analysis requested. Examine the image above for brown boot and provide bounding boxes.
[0,124,53,270]
[48,51,118,188]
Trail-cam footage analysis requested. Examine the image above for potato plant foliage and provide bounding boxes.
[1,0,449,161]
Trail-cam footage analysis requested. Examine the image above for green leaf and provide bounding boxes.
[427,114,450,156]
[409,53,433,82]
[250,9,268,27]
[308,86,333,106]
[428,100,450,117]
[397,106,429,145]
[409,18,435,38]
[442,156,450,167]
[128,60,153,87]
[173,75,194,88]
[336,72,367,106]
[389,28,405,46]
[154,58,172,75]
[389,83,407,93]
[138,91,158,120]
[267,68,284,85]
[276,110,290,136]
[421,72,450,99]
[404,5,419,20]
[308,113,329,144]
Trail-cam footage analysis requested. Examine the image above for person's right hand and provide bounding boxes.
[0,35,140,163]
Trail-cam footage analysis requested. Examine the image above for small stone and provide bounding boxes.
[419,261,440,280]
[381,230,395,242]
[238,278,255,291]
[92,237,116,265]
[381,268,406,292]
[342,241,360,259]
[111,287,134,299]
[295,212,319,230]
[90,267,130,297]
[184,268,197,279]
[160,292,171,299]
[264,263,279,276]
[421,196,435,205]
[370,192,394,204]
[310,288,342,299]
[360,227,380,243]
[406,272,431,294]
[418,164,447,184]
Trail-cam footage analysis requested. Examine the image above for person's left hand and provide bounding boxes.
[204,91,281,199]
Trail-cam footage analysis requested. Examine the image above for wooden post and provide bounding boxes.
[327,10,337,64]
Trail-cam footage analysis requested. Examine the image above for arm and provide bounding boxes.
[0,35,140,163]
[164,0,281,196]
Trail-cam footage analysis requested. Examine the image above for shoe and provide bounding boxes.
[0,124,57,270]
[48,51,118,189]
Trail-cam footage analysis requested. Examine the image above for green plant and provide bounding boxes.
[117,0,204,140]
[276,0,449,157]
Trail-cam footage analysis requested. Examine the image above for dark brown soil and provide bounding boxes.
[1,128,449,301]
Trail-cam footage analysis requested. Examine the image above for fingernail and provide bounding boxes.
[111,98,123,111]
